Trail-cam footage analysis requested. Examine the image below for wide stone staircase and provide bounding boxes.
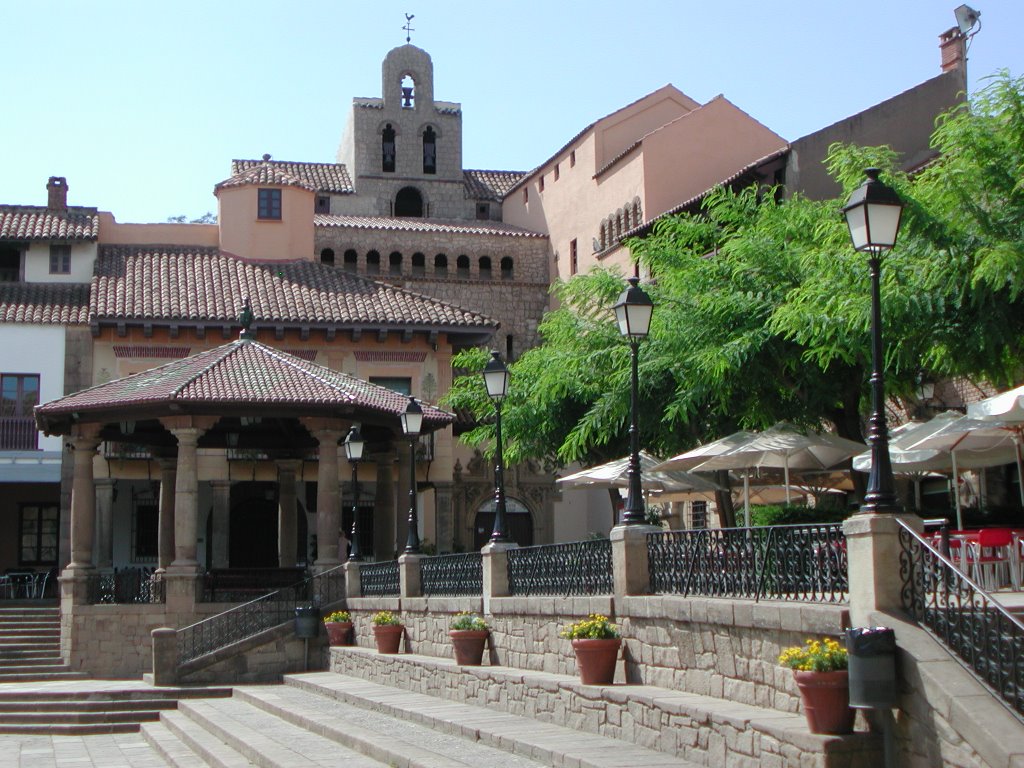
[0,603,84,683]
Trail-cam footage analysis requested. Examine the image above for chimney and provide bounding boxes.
[939,27,966,73]
[47,176,68,211]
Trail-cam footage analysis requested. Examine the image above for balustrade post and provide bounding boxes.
[150,627,178,686]
[482,540,516,615]
[344,560,362,599]
[398,553,422,598]
[844,513,923,627]
[610,523,658,600]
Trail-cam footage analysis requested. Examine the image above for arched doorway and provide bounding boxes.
[229,482,278,567]
[473,496,534,550]
[395,187,423,217]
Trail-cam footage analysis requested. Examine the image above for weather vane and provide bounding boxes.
[403,13,415,44]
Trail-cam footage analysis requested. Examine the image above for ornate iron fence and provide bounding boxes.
[87,567,165,604]
[508,539,613,596]
[647,524,848,602]
[360,560,401,596]
[898,520,1024,718]
[177,564,345,665]
[420,552,483,596]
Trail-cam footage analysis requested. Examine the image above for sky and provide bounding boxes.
[2,1,1022,223]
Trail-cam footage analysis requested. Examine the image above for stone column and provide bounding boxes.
[311,425,343,571]
[94,478,115,570]
[156,459,177,573]
[343,560,362,599]
[169,427,203,571]
[844,513,923,628]
[277,461,300,568]
[482,540,516,615]
[395,441,413,554]
[372,452,396,561]
[398,553,422,598]
[209,479,230,569]
[66,432,101,572]
[610,523,659,600]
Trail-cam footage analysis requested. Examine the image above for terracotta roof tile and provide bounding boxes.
[231,159,354,194]
[35,339,454,429]
[215,162,318,193]
[463,170,527,201]
[0,282,90,325]
[314,214,545,238]
[91,246,497,332]
[0,206,99,241]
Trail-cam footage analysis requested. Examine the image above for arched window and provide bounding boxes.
[343,249,358,272]
[400,75,415,108]
[389,251,403,275]
[382,124,396,173]
[456,255,470,278]
[633,198,642,226]
[411,252,425,276]
[395,187,423,217]
[434,254,448,276]
[500,257,513,279]
[478,256,492,279]
[366,250,381,275]
[422,127,436,174]
[319,248,335,267]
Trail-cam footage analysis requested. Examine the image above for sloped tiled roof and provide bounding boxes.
[215,162,318,193]
[0,282,91,325]
[0,206,99,241]
[314,214,545,238]
[231,159,354,194]
[91,246,497,331]
[463,170,527,201]
[35,339,455,429]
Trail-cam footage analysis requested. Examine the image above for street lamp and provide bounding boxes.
[344,425,365,561]
[482,350,511,542]
[613,276,654,525]
[842,167,904,514]
[400,396,424,553]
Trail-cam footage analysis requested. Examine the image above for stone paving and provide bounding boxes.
[0,733,168,768]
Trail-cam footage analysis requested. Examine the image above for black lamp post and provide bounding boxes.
[842,168,904,515]
[613,276,654,525]
[482,350,511,542]
[400,396,424,553]
[344,425,365,561]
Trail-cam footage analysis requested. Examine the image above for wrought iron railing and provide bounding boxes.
[177,564,345,665]
[87,567,165,604]
[102,441,152,460]
[0,417,38,451]
[508,539,613,596]
[647,524,848,603]
[421,552,483,596]
[359,560,401,596]
[898,520,1024,719]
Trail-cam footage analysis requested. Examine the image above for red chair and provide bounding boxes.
[971,529,1013,591]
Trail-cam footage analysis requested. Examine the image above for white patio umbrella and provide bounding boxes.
[967,384,1024,507]
[557,450,722,494]
[654,424,864,525]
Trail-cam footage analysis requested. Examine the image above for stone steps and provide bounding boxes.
[324,647,882,768]
[0,604,81,683]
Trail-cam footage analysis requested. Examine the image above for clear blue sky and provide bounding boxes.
[2,1,1021,223]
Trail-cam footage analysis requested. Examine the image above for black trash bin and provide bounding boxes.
[294,605,320,639]
[845,626,897,708]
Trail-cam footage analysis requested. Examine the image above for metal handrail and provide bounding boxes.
[177,563,345,665]
[897,518,1024,720]
[507,538,612,596]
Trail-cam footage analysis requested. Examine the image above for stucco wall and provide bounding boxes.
[217,185,315,260]
[0,323,69,453]
[22,241,97,283]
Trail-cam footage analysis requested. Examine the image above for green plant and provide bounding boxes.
[371,610,402,627]
[559,613,620,640]
[324,610,351,623]
[751,505,848,527]
[778,637,847,672]
[450,611,488,631]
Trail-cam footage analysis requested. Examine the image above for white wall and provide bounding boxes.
[0,324,67,451]
[23,242,97,283]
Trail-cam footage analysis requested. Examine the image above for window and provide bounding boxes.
[570,238,578,276]
[411,252,425,276]
[554,164,560,181]
[690,501,708,530]
[422,127,437,174]
[319,248,335,266]
[49,245,71,274]
[0,247,20,282]
[479,256,492,279]
[382,124,396,172]
[1,373,40,450]
[132,502,159,562]
[257,189,282,220]
[343,249,358,272]
[19,504,58,565]
[456,255,470,278]
[400,75,415,108]
[500,257,513,279]
[523,187,528,204]
[476,203,490,220]
[434,254,448,276]
[369,377,411,396]
[570,150,576,167]
[538,175,545,193]
[366,250,381,275]
[315,196,331,214]
[505,334,514,361]
[389,251,403,275]
[394,187,423,217]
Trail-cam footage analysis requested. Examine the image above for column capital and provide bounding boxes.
[276,459,302,475]
[159,414,217,433]
[300,416,348,437]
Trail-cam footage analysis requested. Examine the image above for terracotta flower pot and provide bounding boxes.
[373,624,404,654]
[793,669,855,735]
[449,629,489,666]
[571,638,621,685]
[324,621,353,646]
